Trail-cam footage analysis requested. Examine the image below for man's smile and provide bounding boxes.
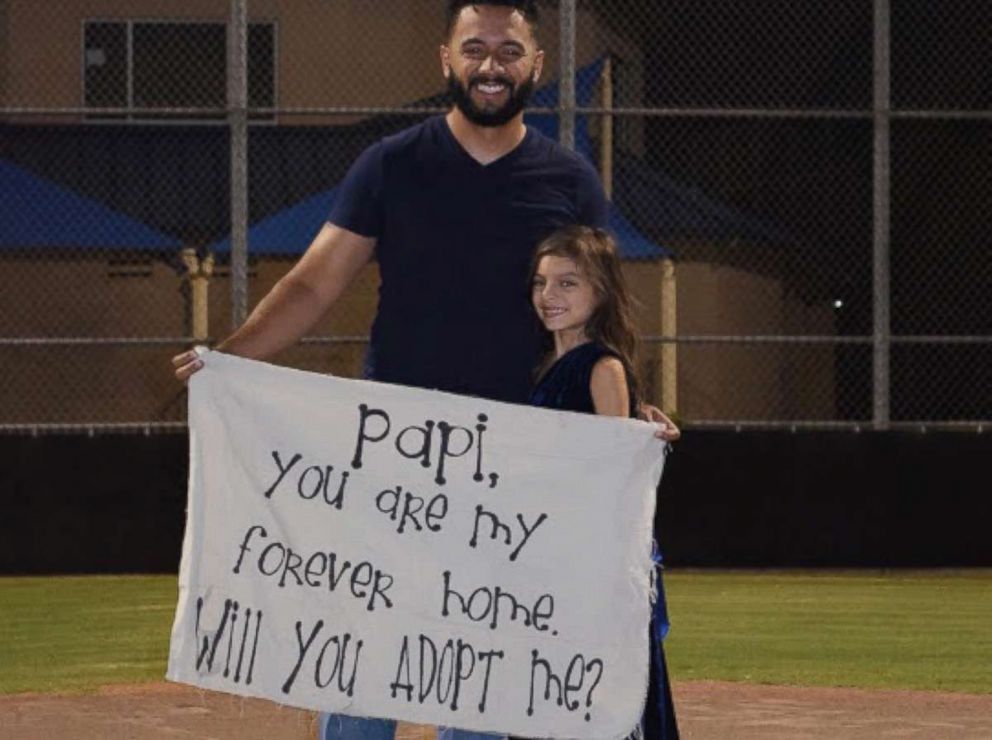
[470,76,513,98]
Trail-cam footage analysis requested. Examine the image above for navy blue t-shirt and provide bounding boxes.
[328,115,608,403]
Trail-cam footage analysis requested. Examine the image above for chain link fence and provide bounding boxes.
[1,0,989,432]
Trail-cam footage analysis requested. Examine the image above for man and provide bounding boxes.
[174,2,678,737]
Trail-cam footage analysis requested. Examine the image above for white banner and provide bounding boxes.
[167,351,664,738]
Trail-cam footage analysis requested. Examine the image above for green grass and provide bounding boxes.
[664,570,992,693]
[1,571,990,695]
[0,575,176,693]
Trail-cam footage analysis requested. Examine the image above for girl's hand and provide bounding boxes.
[639,403,681,442]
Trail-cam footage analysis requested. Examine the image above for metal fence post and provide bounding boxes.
[229,0,249,329]
[558,0,576,150]
[872,0,891,430]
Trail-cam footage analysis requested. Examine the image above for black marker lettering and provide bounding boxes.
[194,597,232,672]
[233,607,251,683]
[297,465,325,500]
[352,404,391,469]
[434,422,474,485]
[314,633,363,697]
[473,414,488,482]
[528,649,563,715]
[282,619,324,694]
[418,634,437,703]
[246,610,261,685]
[233,525,267,574]
[223,602,238,677]
[511,512,548,561]
[263,451,302,499]
[469,505,512,550]
[396,421,435,468]
[390,635,414,700]
[476,648,504,712]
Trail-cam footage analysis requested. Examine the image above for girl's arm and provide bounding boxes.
[590,356,631,417]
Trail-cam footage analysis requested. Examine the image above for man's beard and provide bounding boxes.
[447,71,536,127]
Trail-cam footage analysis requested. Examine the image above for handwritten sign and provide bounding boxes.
[167,351,664,738]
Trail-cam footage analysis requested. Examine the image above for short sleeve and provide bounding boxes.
[327,142,385,238]
[574,159,609,228]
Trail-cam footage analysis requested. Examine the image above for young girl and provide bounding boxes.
[529,225,641,418]
[528,225,679,739]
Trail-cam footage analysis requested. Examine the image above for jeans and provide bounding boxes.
[318,713,505,740]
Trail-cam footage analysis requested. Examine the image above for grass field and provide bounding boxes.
[665,570,992,693]
[1,571,990,695]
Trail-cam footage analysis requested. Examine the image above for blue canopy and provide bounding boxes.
[213,58,671,261]
[526,58,786,246]
[615,155,789,244]
[212,186,339,257]
[0,159,180,251]
[609,207,671,260]
[210,183,671,261]
[523,57,601,153]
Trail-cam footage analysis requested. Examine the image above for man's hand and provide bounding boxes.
[172,349,204,382]
[169,223,375,384]
[639,403,681,442]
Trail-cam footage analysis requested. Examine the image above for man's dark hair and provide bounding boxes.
[445,1,540,40]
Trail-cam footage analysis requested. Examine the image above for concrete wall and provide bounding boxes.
[0,253,379,423]
[623,259,835,421]
[674,260,836,421]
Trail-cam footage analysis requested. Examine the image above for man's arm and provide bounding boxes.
[172,223,375,380]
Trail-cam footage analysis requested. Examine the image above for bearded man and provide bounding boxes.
[174,0,618,408]
[173,2,678,738]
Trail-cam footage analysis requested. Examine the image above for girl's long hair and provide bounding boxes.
[529,225,642,405]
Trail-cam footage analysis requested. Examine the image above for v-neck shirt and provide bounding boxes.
[328,115,608,404]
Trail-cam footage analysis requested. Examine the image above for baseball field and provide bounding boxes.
[2,570,990,738]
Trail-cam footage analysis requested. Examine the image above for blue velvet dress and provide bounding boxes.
[529,342,680,740]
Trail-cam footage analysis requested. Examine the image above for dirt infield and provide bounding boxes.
[2,680,991,740]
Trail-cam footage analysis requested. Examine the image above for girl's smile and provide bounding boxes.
[532,255,600,354]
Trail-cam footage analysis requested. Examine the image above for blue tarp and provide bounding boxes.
[615,155,790,244]
[212,186,339,257]
[209,185,670,261]
[528,57,786,246]
[0,159,181,251]
[3,59,777,259]
[524,57,600,151]
[608,206,671,259]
